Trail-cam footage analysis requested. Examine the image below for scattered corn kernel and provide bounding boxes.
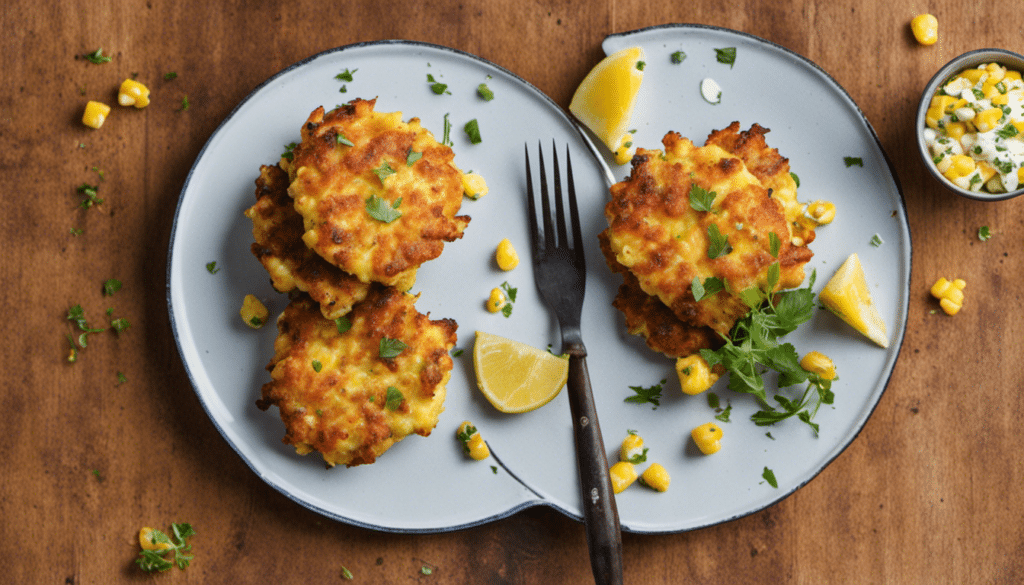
[612,132,636,165]
[456,421,490,460]
[800,351,837,381]
[240,294,269,329]
[462,172,488,199]
[640,463,670,492]
[675,354,719,395]
[82,100,111,129]
[138,527,173,551]
[118,78,151,108]
[609,461,638,494]
[930,277,966,315]
[495,238,519,271]
[911,14,938,46]
[485,287,506,313]
[691,422,723,455]
[804,200,837,225]
[619,432,647,463]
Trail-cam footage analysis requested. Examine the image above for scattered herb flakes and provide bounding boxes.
[442,113,453,146]
[372,160,396,183]
[464,119,482,144]
[206,261,220,274]
[714,47,737,67]
[762,466,778,488]
[691,276,725,302]
[365,194,402,223]
[451,348,464,357]
[103,278,122,296]
[420,563,435,576]
[83,48,112,64]
[715,402,732,423]
[339,85,348,93]
[70,227,84,236]
[671,50,687,64]
[341,566,354,580]
[500,281,517,318]
[427,74,450,95]
[335,68,357,82]
[164,71,178,81]
[116,371,128,385]
[67,304,106,350]
[477,83,495,101]
[843,156,864,167]
[110,317,131,333]
[336,133,354,147]
[978,226,992,241]
[706,223,732,259]
[406,149,422,166]
[636,60,646,71]
[136,523,196,573]
[870,233,884,247]
[790,172,800,187]
[281,142,298,161]
[688,183,716,212]
[334,316,352,334]
[385,386,404,410]
[76,183,103,208]
[379,337,408,359]
[179,96,190,111]
[766,432,775,440]
[91,468,102,481]
[707,392,720,410]
[491,465,498,474]
[624,379,666,409]
[311,360,323,373]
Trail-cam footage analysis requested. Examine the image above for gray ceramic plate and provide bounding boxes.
[167,27,909,534]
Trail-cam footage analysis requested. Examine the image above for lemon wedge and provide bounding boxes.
[569,46,645,154]
[473,331,569,413]
[819,253,889,348]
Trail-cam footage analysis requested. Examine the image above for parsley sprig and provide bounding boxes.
[136,523,196,572]
[624,379,666,409]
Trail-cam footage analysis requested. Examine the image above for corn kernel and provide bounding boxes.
[620,432,646,463]
[977,161,997,183]
[930,277,965,316]
[939,297,961,315]
[945,122,967,140]
[118,78,151,108]
[800,351,837,381]
[943,155,976,180]
[911,14,938,46]
[975,108,1004,132]
[138,527,173,551]
[640,463,671,492]
[609,461,638,494]
[691,422,723,455]
[240,294,269,329]
[82,100,111,129]
[456,421,490,460]
[960,69,986,84]
[462,172,488,199]
[1006,71,1022,82]
[675,354,719,395]
[804,200,837,225]
[495,238,519,271]
[485,287,505,313]
[930,95,957,112]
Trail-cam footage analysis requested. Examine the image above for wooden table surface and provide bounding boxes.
[3,0,1022,583]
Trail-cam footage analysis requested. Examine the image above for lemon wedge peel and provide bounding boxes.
[472,331,569,414]
[569,46,645,154]
[819,253,889,348]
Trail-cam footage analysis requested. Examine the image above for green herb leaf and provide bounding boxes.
[76,183,104,208]
[715,402,732,422]
[335,68,357,82]
[406,149,422,166]
[451,348,464,357]
[769,232,781,258]
[164,71,178,81]
[84,48,112,64]
[336,134,354,147]
[372,160,396,183]
[706,224,731,259]
[978,225,992,241]
[427,74,450,95]
[500,281,517,318]
[335,316,352,334]
[281,142,298,161]
[762,466,778,488]
[206,261,220,274]
[477,83,495,101]
[136,523,195,573]
[464,119,482,144]
[790,172,800,187]
[312,360,322,373]
[636,61,646,71]
[180,96,190,111]
[997,125,1019,139]
[103,278,122,296]
[692,276,725,301]
[365,194,402,223]
[870,233,884,247]
[843,156,864,167]
[442,113,453,146]
[671,50,686,64]
[116,371,127,385]
[341,566,354,580]
[624,379,666,409]
[385,386,404,410]
[379,337,408,359]
[689,183,716,212]
[626,447,649,465]
[715,47,737,67]
[110,317,131,333]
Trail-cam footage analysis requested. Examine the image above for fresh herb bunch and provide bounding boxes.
[136,523,196,572]
[699,268,835,434]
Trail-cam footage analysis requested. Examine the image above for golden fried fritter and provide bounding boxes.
[603,126,813,336]
[244,163,371,320]
[286,99,471,291]
[256,288,457,467]
[599,232,722,358]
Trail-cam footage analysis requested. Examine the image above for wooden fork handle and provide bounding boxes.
[565,342,624,585]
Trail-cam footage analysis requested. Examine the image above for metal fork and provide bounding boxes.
[525,142,623,585]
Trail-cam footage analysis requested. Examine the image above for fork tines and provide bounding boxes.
[524,141,585,274]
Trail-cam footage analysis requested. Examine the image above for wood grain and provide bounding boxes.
[2,0,1023,583]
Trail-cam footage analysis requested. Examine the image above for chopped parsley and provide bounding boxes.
[179,96,190,111]
[341,567,354,580]
[311,360,322,373]
[997,125,1019,139]
[372,160,396,183]
[335,316,352,334]
[691,276,725,302]
[870,233,884,247]
[464,119,482,144]
[116,371,128,385]
[477,83,495,101]
[715,47,737,67]
[281,142,298,161]
[843,156,864,167]
[978,226,992,241]
[451,348,464,357]
[790,172,800,187]
[442,113,453,146]
[406,149,422,166]
[379,337,408,359]
[336,133,354,147]
[427,74,450,95]
[365,194,402,223]
[706,223,731,259]
[671,50,686,64]
[714,402,732,423]
[136,523,196,572]
[110,317,131,333]
[67,304,106,349]
[624,379,666,409]
[76,183,103,208]
[335,68,357,82]
[500,281,517,318]
[205,261,220,274]
[385,386,404,410]
[636,61,646,71]
[688,183,716,212]
[83,48,112,64]
[163,71,178,81]
[762,466,778,488]
[103,278,122,296]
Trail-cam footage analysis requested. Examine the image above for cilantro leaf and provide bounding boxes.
[689,183,716,212]
[843,156,864,167]
[706,223,731,259]
[464,119,482,144]
[372,160,396,183]
[790,172,800,187]
[83,48,111,64]
[311,360,322,373]
[715,47,737,67]
[406,149,422,166]
[624,379,666,409]
[136,523,195,573]
[671,50,686,64]
[385,386,404,410]
[335,316,352,334]
[336,133,354,147]
[205,261,220,274]
[692,276,725,302]
[477,83,495,101]
[500,281,517,318]
[281,142,298,161]
[762,466,778,488]
[335,68,357,82]
[379,337,408,359]
[103,278,122,296]
[978,226,992,241]
[365,195,402,223]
